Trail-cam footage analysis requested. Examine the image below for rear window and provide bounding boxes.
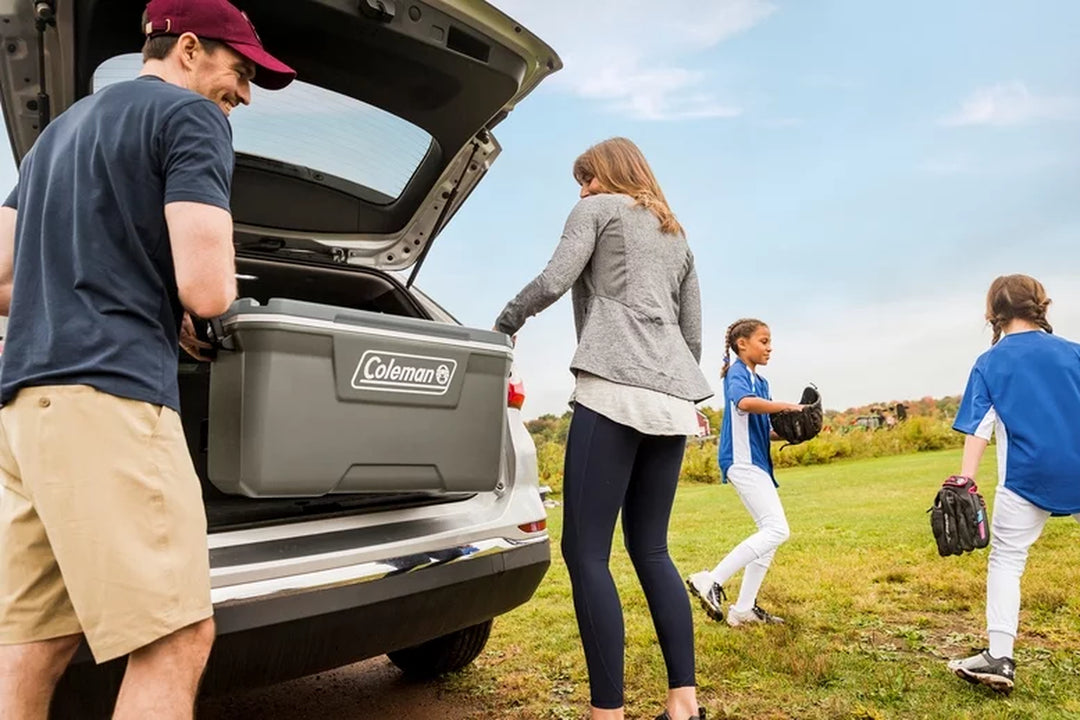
[92,54,433,201]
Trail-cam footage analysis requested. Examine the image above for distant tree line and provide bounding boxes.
[527,395,967,493]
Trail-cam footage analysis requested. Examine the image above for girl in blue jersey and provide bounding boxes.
[687,318,803,626]
[946,275,1080,693]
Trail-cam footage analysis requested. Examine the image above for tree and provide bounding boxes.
[525,411,572,444]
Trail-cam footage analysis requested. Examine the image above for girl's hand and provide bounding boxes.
[786,403,804,412]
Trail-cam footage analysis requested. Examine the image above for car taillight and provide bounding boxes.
[518,519,546,533]
[507,378,526,409]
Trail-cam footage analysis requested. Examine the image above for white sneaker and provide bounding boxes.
[686,571,726,622]
[726,603,784,627]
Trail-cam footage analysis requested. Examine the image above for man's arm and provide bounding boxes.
[0,206,16,315]
[165,201,237,318]
[161,98,238,320]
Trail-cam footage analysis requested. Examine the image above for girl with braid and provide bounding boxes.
[686,319,804,626]
[946,275,1080,693]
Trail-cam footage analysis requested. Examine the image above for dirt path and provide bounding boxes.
[197,657,480,720]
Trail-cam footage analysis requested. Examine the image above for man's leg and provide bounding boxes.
[0,397,86,720]
[0,635,81,720]
[113,618,215,720]
[10,388,214,711]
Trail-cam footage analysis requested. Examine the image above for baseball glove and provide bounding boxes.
[770,385,823,447]
[929,475,990,556]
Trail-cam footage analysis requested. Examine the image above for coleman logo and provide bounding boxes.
[351,351,458,395]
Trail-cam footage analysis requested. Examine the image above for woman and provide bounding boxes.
[495,138,712,720]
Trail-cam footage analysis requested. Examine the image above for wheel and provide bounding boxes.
[387,619,493,678]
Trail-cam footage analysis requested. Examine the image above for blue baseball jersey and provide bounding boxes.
[718,358,776,485]
[954,330,1080,514]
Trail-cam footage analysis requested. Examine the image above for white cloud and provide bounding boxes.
[941,82,1080,127]
[492,0,775,121]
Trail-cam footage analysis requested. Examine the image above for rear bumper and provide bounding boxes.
[212,535,550,635]
[56,537,549,708]
[200,536,550,694]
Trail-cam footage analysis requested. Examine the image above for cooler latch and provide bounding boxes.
[207,317,235,352]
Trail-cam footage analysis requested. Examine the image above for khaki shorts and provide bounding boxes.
[0,385,212,663]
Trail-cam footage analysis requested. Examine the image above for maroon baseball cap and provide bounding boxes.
[144,0,296,90]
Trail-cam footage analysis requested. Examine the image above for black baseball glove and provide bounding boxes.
[929,475,990,556]
[770,385,823,447]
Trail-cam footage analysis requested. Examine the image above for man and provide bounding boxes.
[0,1,294,718]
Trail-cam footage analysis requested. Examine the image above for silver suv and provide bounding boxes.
[0,0,561,715]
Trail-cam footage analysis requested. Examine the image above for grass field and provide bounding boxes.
[442,449,1080,719]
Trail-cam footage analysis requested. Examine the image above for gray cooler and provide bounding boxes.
[207,298,513,498]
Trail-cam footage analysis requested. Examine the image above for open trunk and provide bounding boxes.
[3,0,562,273]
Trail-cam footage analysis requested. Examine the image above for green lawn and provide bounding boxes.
[444,450,1080,719]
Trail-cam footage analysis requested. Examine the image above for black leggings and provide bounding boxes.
[561,403,695,709]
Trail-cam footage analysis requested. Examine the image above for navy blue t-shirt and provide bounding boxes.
[1,76,234,411]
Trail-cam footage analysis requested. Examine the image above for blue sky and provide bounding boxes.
[2,0,1079,418]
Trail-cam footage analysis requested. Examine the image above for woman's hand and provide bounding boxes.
[492,326,517,347]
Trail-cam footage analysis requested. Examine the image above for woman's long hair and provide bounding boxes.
[572,137,684,236]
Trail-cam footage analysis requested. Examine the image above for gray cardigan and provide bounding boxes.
[495,194,713,403]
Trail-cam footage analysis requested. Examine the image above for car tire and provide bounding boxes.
[387,619,493,678]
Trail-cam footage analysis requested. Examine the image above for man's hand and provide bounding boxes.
[180,312,213,361]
